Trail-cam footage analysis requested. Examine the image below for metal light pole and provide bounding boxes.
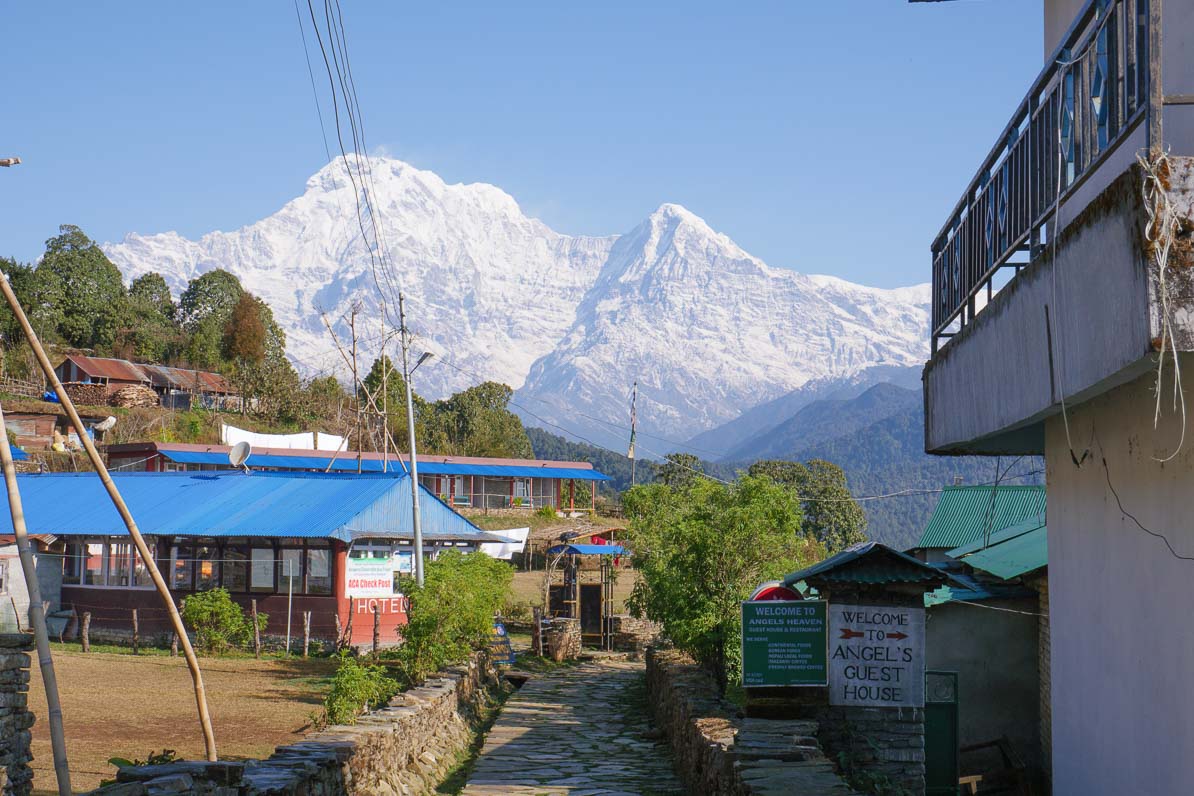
[398,294,432,586]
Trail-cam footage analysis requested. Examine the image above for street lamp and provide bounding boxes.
[0,157,21,167]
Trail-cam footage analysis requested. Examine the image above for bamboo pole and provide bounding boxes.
[0,273,219,760]
[0,402,71,796]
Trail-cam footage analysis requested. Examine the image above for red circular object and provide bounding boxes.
[750,584,802,601]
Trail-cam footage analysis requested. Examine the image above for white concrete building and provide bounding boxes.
[919,0,1194,792]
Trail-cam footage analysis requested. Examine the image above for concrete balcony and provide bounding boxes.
[924,0,1194,454]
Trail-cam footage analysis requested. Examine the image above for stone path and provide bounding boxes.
[460,659,684,796]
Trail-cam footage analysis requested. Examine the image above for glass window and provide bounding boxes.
[107,542,132,587]
[62,541,83,585]
[222,540,249,592]
[250,546,275,592]
[83,542,106,586]
[171,542,194,590]
[279,548,302,594]
[307,544,331,595]
[132,541,156,588]
[195,542,220,591]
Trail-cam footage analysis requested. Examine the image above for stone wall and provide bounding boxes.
[817,705,925,795]
[89,653,507,796]
[645,647,860,795]
[0,634,34,796]
[533,617,580,662]
[607,614,659,656]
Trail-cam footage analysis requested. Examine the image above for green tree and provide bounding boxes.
[222,293,267,364]
[389,550,513,684]
[179,269,244,367]
[748,459,867,553]
[656,452,703,488]
[426,381,533,458]
[115,273,183,363]
[37,224,128,349]
[128,273,176,321]
[625,475,824,692]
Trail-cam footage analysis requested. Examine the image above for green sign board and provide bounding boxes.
[741,599,828,687]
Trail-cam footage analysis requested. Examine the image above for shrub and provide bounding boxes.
[389,550,512,684]
[180,588,266,654]
[535,504,556,520]
[322,651,400,725]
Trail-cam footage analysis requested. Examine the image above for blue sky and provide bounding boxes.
[1,1,1041,288]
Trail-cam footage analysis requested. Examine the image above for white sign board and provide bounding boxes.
[345,557,396,598]
[829,603,924,707]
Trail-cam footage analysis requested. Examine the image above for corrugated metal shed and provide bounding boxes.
[157,449,612,480]
[783,542,956,588]
[0,472,501,543]
[141,365,234,395]
[61,354,148,383]
[947,513,1047,580]
[915,485,1046,549]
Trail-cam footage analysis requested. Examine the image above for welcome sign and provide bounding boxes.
[828,603,924,707]
[741,599,828,687]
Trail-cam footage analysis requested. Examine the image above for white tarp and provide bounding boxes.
[479,527,529,561]
[221,424,347,452]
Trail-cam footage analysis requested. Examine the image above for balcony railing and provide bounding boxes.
[931,0,1157,353]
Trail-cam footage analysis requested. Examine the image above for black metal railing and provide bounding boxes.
[931,0,1156,353]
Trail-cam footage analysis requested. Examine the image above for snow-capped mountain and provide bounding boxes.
[516,204,930,449]
[103,156,930,449]
[105,158,614,397]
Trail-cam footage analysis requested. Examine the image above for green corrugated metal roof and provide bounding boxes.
[948,513,1047,580]
[915,485,1046,549]
[783,542,954,588]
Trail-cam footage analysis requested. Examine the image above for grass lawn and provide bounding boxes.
[27,643,336,793]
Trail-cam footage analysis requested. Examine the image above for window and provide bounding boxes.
[171,542,194,590]
[307,543,331,594]
[222,539,249,592]
[64,537,156,589]
[250,546,275,592]
[279,548,302,594]
[194,541,220,590]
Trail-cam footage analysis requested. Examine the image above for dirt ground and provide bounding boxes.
[26,645,336,794]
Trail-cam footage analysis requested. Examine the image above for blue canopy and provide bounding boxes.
[0,471,505,543]
[157,449,611,481]
[547,544,627,556]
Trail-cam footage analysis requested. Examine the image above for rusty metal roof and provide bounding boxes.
[140,365,233,394]
[61,354,148,383]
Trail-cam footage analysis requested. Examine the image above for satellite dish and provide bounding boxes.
[229,441,252,474]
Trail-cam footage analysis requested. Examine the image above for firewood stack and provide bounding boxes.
[109,385,160,409]
[60,382,109,407]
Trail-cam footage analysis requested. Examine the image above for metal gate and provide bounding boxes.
[925,670,959,796]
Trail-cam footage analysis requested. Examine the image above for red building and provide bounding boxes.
[2,471,510,648]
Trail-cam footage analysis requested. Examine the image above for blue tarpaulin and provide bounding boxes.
[0,471,507,543]
[546,544,627,556]
[156,449,611,481]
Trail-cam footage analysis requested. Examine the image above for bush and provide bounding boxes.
[388,550,513,684]
[535,504,557,519]
[180,588,266,654]
[322,651,400,725]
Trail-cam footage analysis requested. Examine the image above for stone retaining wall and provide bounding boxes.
[608,615,660,655]
[646,647,860,795]
[0,634,34,796]
[89,653,507,796]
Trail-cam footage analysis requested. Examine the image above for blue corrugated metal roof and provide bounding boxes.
[915,485,1046,549]
[0,471,498,543]
[546,544,627,556]
[158,450,611,481]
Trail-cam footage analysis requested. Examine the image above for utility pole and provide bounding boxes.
[629,380,638,485]
[399,293,425,586]
[349,305,362,474]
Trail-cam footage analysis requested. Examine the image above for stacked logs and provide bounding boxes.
[59,381,108,407]
[109,385,160,408]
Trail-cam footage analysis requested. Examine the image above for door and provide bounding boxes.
[579,584,602,642]
[924,670,960,796]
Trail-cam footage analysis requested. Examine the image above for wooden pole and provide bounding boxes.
[303,612,311,658]
[346,597,354,648]
[81,612,91,653]
[131,608,139,655]
[251,599,261,659]
[0,273,219,761]
[334,612,343,651]
[372,604,380,655]
[171,631,179,657]
[0,402,72,795]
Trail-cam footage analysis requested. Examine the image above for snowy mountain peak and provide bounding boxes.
[102,157,929,449]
